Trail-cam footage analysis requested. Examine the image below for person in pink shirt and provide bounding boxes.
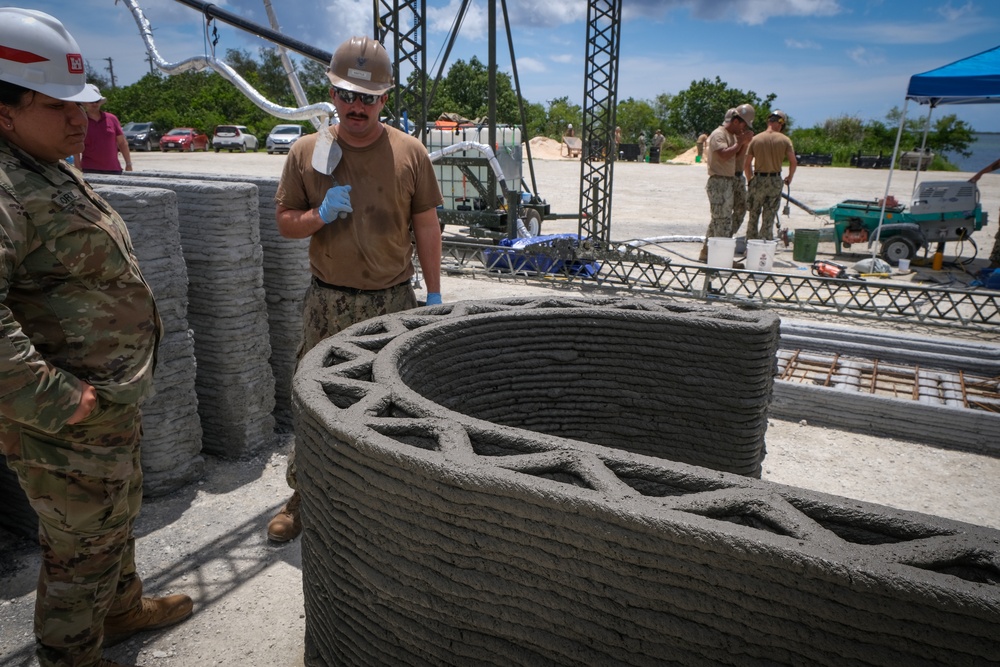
[74,84,132,174]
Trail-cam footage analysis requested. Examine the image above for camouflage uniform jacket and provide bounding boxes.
[0,139,162,453]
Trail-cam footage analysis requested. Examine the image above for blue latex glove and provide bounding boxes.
[425,292,442,305]
[318,185,352,223]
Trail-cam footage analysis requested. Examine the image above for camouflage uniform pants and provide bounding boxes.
[705,175,736,239]
[731,174,747,237]
[5,401,144,667]
[286,279,417,488]
[746,175,784,240]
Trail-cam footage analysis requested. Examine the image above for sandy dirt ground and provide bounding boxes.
[2,143,999,666]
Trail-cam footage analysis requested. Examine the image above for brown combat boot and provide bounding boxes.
[267,491,302,542]
[103,594,194,647]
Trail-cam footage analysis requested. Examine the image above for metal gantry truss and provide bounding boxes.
[374,0,427,136]
[578,0,622,247]
[438,238,1000,332]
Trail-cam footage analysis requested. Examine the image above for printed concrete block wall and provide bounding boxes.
[141,172,309,429]
[97,186,204,495]
[773,321,1000,455]
[88,176,276,458]
[293,298,1000,666]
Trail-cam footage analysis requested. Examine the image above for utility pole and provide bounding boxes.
[104,57,117,89]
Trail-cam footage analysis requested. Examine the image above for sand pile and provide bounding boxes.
[525,136,702,164]
[527,136,569,160]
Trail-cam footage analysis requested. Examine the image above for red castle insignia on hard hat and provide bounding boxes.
[67,54,84,73]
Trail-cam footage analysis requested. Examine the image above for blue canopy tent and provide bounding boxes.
[871,45,1000,256]
[906,44,1000,106]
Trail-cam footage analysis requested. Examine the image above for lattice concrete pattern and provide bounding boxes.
[292,297,1000,666]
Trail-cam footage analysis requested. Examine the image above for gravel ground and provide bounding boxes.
[2,147,998,667]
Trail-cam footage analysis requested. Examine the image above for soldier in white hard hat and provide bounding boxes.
[744,109,797,240]
[0,8,193,667]
[700,106,754,263]
[267,36,443,543]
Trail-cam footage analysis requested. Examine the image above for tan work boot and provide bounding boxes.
[103,594,194,647]
[267,491,302,542]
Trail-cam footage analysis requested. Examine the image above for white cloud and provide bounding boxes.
[938,1,976,21]
[551,54,575,64]
[846,46,886,66]
[786,38,821,50]
[516,57,548,73]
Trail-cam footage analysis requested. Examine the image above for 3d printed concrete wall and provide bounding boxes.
[87,175,276,457]
[293,297,1000,666]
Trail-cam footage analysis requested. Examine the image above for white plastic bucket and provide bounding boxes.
[706,237,736,268]
[746,239,777,272]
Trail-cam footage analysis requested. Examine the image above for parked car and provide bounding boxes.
[160,128,209,152]
[122,121,160,152]
[212,125,259,153]
[266,124,304,154]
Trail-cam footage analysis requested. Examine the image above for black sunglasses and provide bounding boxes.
[333,87,380,106]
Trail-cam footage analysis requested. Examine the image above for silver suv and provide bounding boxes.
[212,125,259,153]
[266,124,304,154]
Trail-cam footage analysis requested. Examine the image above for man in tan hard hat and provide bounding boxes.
[700,105,753,263]
[267,36,443,543]
[744,109,797,240]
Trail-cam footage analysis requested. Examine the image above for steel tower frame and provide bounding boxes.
[374,0,428,137]
[577,0,622,246]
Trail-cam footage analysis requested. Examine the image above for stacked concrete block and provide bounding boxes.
[141,171,309,430]
[292,297,1000,666]
[89,176,275,458]
[97,186,204,495]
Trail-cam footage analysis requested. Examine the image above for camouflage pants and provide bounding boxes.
[5,401,144,667]
[705,175,736,239]
[731,174,747,237]
[286,279,417,488]
[746,175,784,240]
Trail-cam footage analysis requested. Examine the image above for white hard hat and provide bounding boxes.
[0,8,101,103]
[85,83,106,102]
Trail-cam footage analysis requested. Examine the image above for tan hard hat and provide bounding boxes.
[325,36,394,95]
[769,109,787,125]
[735,103,756,125]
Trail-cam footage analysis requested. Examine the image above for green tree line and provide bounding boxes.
[90,48,974,168]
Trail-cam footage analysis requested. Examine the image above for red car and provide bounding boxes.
[159,127,209,152]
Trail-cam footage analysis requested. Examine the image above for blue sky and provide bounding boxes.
[31,0,1000,132]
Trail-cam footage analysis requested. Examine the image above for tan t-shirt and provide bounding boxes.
[276,124,443,290]
[705,125,737,177]
[746,130,794,174]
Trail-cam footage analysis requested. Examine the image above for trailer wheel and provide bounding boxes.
[524,208,542,236]
[880,236,916,265]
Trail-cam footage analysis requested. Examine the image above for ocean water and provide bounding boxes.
[943,132,1000,173]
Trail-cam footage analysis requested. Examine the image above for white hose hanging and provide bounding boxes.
[428,141,507,183]
[120,0,336,122]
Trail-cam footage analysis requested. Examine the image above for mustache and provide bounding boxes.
[346,111,368,120]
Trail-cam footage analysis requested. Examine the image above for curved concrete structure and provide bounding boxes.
[292,296,1000,666]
